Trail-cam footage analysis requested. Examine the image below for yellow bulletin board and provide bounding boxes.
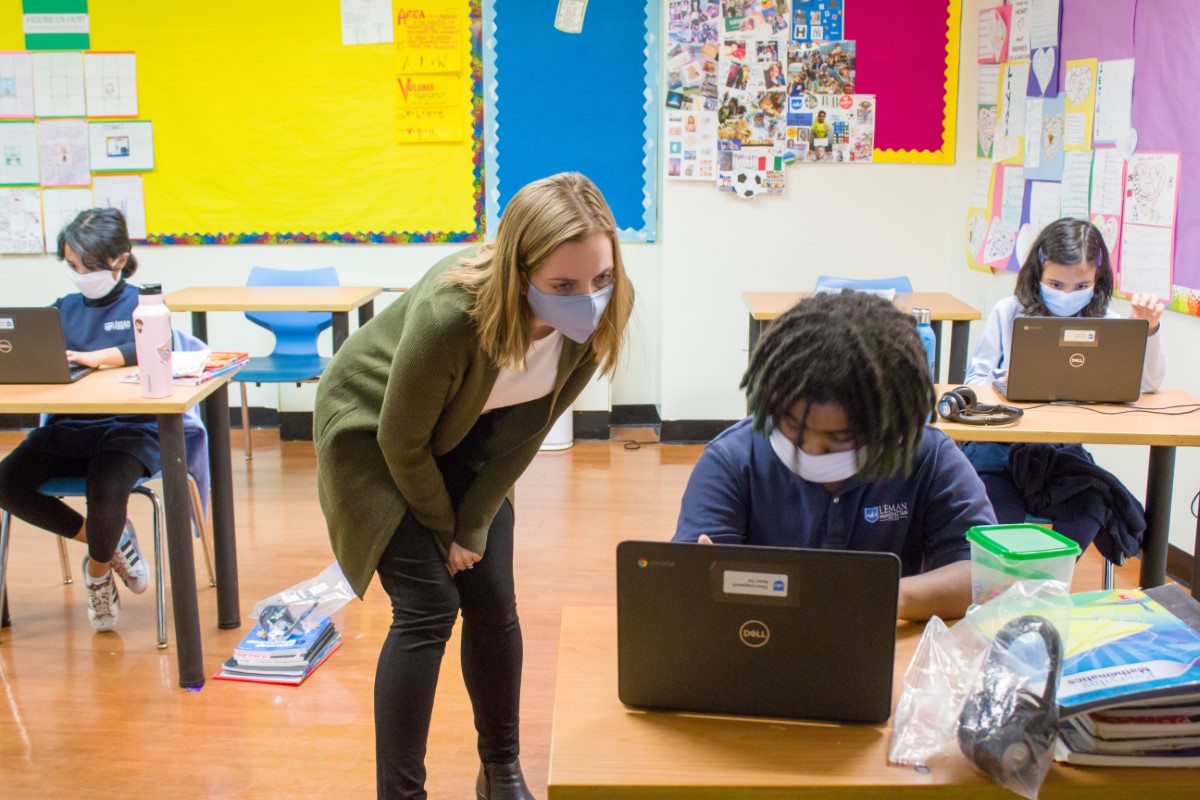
[1,1,484,244]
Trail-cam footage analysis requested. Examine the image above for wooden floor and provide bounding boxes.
[0,430,1145,799]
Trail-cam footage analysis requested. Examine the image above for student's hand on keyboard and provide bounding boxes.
[1129,293,1165,333]
[65,349,105,368]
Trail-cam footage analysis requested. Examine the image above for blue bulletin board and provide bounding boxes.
[486,0,658,242]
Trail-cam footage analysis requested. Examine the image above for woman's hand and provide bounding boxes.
[446,542,482,576]
[1129,293,1165,334]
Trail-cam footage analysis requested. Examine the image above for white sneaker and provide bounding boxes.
[83,557,121,632]
[109,520,149,594]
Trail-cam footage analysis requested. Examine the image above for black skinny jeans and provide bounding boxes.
[373,416,522,799]
[0,446,146,564]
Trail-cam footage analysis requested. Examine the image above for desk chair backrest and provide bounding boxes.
[814,275,914,293]
[244,266,339,357]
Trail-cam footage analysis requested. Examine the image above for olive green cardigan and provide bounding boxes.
[314,249,598,598]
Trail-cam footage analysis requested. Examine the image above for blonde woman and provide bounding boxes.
[315,173,634,800]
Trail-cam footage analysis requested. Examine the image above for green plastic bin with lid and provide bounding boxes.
[966,524,1081,605]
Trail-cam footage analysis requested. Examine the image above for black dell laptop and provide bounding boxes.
[616,541,901,724]
[0,308,95,384]
[996,316,1148,403]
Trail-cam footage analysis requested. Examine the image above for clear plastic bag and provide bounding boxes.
[250,560,355,640]
[889,580,1071,799]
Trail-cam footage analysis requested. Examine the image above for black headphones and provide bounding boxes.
[958,615,1063,790]
[937,386,1024,426]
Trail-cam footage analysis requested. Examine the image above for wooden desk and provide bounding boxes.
[934,385,1200,594]
[165,285,383,352]
[0,369,240,689]
[742,292,982,383]
[548,607,1197,799]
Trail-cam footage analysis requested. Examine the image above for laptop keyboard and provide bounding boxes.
[69,363,93,381]
[992,380,1008,398]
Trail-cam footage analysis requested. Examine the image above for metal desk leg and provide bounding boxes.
[333,311,350,353]
[158,413,205,688]
[358,300,375,326]
[190,311,208,346]
[205,383,241,629]
[1141,445,1176,589]
[948,320,971,385]
[1193,498,1200,599]
[748,315,763,358]
[930,321,944,383]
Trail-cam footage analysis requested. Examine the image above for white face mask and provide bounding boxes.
[68,268,119,299]
[769,428,864,484]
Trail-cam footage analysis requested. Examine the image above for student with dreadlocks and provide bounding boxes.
[673,291,995,621]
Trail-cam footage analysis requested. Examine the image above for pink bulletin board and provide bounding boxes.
[846,0,961,164]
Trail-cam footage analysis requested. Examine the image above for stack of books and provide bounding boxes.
[213,615,341,686]
[1055,584,1200,766]
[122,350,249,386]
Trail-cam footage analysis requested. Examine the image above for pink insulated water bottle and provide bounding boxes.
[132,283,173,398]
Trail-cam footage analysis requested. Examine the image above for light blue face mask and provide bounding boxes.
[526,281,614,344]
[1039,284,1094,317]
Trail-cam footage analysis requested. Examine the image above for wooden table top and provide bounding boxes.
[933,385,1200,447]
[742,291,982,322]
[164,285,382,313]
[0,366,229,414]
[548,607,1198,799]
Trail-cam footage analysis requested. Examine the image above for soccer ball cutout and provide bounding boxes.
[735,169,763,198]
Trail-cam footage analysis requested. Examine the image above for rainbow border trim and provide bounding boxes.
[873,0,960,165]
[140,0,485,246]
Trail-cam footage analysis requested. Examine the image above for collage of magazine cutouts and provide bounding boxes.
[666,1,873,199]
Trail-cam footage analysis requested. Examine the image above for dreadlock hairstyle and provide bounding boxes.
[1014,218,1113,318]
[741,291,935,479]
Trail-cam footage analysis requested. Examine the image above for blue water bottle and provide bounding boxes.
[912,308,937,379]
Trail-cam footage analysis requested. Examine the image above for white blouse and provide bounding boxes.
[482,330,564,412]
[965,296,1167,392]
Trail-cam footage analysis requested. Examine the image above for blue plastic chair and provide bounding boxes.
[233,266,338,459]
[814,275,914,293]
[0,330,216,648]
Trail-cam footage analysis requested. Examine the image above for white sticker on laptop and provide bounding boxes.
[0,317,13,329]
[723,570,789,598]
[1062,328,1097,343]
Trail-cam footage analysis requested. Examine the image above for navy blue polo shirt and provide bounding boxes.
[673,419,996,577]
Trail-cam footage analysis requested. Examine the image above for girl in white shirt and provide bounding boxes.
[963,218,1166,553]
[967,218,1166,390]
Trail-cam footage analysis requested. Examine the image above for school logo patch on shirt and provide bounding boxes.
[104,320,132,332]
[864,503,909,523]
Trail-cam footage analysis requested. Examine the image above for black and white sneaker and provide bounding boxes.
[109,520,149,594]
[83,557,121,632]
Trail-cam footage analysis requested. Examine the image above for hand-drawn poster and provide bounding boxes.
[978,5,1012,64]
[394,0,461,72]
[1027,46,1058,97]
[395,74,464,142]
[0,186,43,253]
[36,118,88,186]
[1123,152,1180,228]
[0,121,39,185]
[1063,57,1097,151]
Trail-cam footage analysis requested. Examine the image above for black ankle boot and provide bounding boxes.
[475,759,535,800]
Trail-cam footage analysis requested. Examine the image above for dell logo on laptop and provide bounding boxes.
[739,620,770,648]
[0,340,11,354]
[1069,353,1085,367]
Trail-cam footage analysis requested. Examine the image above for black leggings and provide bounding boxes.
[374,500,521,800]
[0,446,147,564]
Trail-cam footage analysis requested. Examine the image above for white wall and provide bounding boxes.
[3,0,1196,557]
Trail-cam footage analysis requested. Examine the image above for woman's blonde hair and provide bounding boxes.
[444,172,633,376]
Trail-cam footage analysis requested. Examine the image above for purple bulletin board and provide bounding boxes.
[1061,0,1200,316]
